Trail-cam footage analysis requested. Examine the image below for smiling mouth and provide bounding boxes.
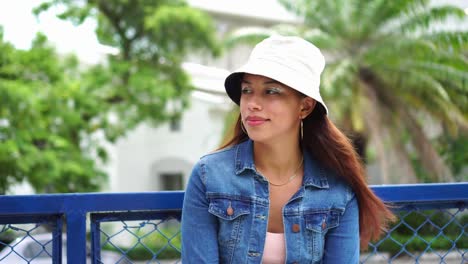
[245,118,269,126]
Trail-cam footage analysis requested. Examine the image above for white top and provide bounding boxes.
[262,232,286,264]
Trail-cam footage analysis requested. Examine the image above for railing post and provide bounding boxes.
[66,211,87,264]
[53,216,63,264]
[91,215,101,264]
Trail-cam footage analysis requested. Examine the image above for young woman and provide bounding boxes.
[181,35,394,263]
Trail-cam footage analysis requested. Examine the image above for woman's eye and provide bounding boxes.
[266,88,281,95]
[241,87,252,94]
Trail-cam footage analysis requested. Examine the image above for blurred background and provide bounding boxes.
[0,0,467,195]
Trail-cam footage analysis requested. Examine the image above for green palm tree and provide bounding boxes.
[225,0,468,183]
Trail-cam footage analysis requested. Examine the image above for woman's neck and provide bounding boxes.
[253,140,303,182]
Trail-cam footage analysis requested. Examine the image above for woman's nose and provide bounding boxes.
[246,96,262,111]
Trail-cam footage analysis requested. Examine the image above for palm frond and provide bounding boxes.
[422,31,468,51]
[223,27,274,50]
[278,0,308,18]
[444,82,468,118]
[398,69,451,102]
[363,36,437,65]
[375,59,467,110]
[322,59,356,90]
[224,24,339,53]
[359,0,429,38]
[279,0,342,35]
[416,48,468,71]
[229,24,340,50]
[404,88,465,133]
[351,0,387,37]
[400,60,468,91]
[395,5,467,34]
[308,0,349,36]
[376,67,467,135]
[301,28,339,50]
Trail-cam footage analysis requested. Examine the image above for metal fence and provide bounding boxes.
[0,183,466,264]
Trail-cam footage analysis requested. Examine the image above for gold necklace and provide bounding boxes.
[263,157,304,187]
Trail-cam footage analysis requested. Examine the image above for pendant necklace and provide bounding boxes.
[263,157,304,187]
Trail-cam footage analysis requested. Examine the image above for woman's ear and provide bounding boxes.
[300,97,316,118]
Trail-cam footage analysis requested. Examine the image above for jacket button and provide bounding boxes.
[227,206,234,216]
[292,224,300,233]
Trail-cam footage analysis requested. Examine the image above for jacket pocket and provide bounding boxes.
[303,209,342,263]
[208,197,251,220]
[304,209,341,233]
[207,195,251,262]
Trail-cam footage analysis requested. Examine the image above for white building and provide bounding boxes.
[105,64,231,192]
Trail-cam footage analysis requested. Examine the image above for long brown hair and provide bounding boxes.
[219,104,394,248]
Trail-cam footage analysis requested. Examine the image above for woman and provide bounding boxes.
[181,35,394,263]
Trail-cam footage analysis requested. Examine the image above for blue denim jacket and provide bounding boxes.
[182,140,359,263]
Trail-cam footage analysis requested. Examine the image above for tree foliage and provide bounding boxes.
[0,31,106,193]
[226,0,468,183]
[34,0,220,139]
[0,0,219,193]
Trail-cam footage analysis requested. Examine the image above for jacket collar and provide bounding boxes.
[234,139,329,189]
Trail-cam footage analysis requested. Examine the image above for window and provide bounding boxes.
[160,173,184,190]
[170,116,181,132]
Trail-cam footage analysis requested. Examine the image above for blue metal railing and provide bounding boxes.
[0,183,466,263]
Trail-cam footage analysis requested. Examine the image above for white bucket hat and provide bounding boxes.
[224,35,328,115]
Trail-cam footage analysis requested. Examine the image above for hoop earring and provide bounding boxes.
[241,122,248,135]
[300,119,303,140]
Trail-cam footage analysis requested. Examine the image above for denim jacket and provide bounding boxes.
[181,140,359,263]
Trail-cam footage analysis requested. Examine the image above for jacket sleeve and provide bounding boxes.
[181,161,219,263]
[322,193,360,263]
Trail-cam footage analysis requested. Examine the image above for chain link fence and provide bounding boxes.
[0,215,62,263]
[362,206,466,263]
[0,185,466,263]
[88,206,466,263]
[91,211,181,264]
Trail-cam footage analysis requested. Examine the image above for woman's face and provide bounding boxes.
[239,73,314,143]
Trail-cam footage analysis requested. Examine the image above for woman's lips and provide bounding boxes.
[245,116,269,126]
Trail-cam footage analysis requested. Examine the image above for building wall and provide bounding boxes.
[110,93,232,192]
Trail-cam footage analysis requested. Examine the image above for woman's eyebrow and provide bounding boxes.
[264,80,281,85]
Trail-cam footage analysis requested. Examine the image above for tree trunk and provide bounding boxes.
[358,77,391,184]
[399,108,454,182]
[359,67,454,182]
